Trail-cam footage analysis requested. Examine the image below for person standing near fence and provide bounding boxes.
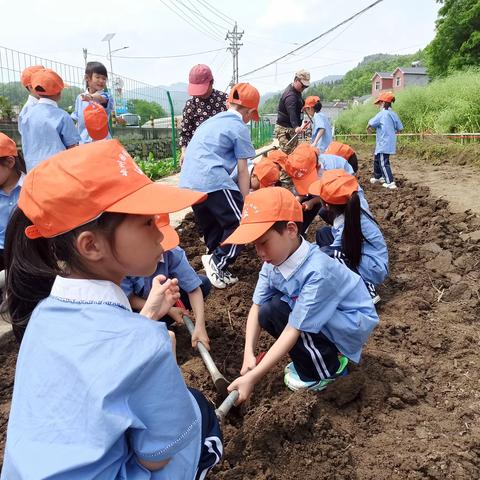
[179,64,227,164]
[275,70,310,154]
[17,65,44,135]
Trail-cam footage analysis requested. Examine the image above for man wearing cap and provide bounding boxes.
[180,64,228,164]
[275,69,310,154]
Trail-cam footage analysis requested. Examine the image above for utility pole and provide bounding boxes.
[226,22,243,87]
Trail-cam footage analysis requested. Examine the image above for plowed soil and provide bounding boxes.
[1,148,480,479]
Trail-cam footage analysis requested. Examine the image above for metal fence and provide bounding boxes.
[0,45,274,164]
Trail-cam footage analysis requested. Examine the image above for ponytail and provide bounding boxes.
[4,208,126,343]
[341,191,363,269]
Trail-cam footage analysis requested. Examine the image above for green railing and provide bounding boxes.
[250,120,274,149]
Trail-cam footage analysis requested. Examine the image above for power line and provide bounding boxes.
[167,0,225,40]
[182,0,230,33]
[159,0,223,42]
[196,0,235,25]
[111,47,226,59]
[240,0,384,78]
[226,22,244,86]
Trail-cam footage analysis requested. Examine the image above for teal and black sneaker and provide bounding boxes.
[283,355,349,392]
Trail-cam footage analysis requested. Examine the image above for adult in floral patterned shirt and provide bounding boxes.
[180,64,227,164]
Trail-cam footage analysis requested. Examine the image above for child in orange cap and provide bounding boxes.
[20,68,80,171]
[223,187,378,402]
[250,157,281,190]
[325,141,358,173]
[367,92,403,189]
[180,82,259,289]
[285,143,356,233]
[266,149,287,170]
[309,170,388,303]
[2,140,222,479]
[303,95,332,152]
[71,61,114,143]
[17,65,44,135]
[0,133,25,271]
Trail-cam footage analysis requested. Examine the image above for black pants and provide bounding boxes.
[0,248,4,272]
[259,294,340,381]
[189,388,223,479]
[300,196,335,235]
[192,189,243,271]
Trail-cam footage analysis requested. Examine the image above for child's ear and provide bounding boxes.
[286,221,299,237]
[4,156,16,169]
[75,230,107,262]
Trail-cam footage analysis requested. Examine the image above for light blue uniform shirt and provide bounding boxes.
[179,110,256,193]
[20,98,80,171]
[331,208,389,286]
[71,90,113,144]
[122,247,202,298]
[1,277,202,480]
[253,239,379,363]
[0,174,24,249]
[311,112,332,152]
[17,95,38,135]
[368,108,403,155]
[318,153,354,175]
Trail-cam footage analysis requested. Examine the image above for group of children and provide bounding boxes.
[0,62,404,478]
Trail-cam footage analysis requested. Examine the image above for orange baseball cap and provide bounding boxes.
[308,169,359,205]
[18,140,206,240]
[375,92,395,104]
[228,83,260,121]
[20,65,45,87]
[325,141,355,161]
[155,214,179,251]
[267,149,287,169]
[284,143,319,195]
[31,68,65,96]
[303,95,320,109]
[0,132,18,157]
[252,158,280,188]
[223,187,303,245]
[84,102,109,141]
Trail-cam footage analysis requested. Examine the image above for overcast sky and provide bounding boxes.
[1,0,440,94]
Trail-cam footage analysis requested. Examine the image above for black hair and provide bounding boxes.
[271,220,303,236]
[85,61,108,78]
[0,151,26,176]
[383,101,393,109]
[3,208,126,343]
[232,88,240,100]
[347,153,358,173]
[313,100,323,113]
[326,192,363,269]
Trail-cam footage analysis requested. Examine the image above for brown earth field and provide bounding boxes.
[1,146,480,479]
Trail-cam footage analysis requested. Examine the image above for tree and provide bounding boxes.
[126,99,167,124]
[427,0,480,77]
[0,96,14,120]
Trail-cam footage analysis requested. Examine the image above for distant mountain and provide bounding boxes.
[312,74,344,85]
[123,83,189,115]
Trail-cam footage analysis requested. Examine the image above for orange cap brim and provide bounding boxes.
[105,183,206,215]
[308,179,322,196]
[158,224,180,251]
[291,169,319,195]
[222,221,274,245]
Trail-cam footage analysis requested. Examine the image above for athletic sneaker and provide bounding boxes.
[201,254,226,289]
[284,355,349,392]
[222,268,239,285]
[370,177,385,184]
[382,181,397,190]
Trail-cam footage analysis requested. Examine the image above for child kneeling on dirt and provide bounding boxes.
[223,187,379,403]
[1,141,222,479]
[122,213,212,350]
[180,83,259,289]
[309,170,388,304]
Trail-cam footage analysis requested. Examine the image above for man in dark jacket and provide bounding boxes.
[275,69,310,154]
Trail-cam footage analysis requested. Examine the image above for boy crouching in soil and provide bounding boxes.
[224,187,379,403]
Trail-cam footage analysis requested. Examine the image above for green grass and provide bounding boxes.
[335,69,480,134]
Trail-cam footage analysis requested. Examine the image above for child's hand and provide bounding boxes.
[302,198,316,211]
[168,306,187,326]
[191,326,210,350]
[228,372,256,405]
[240,352,257,375]
[141,276,180,320]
